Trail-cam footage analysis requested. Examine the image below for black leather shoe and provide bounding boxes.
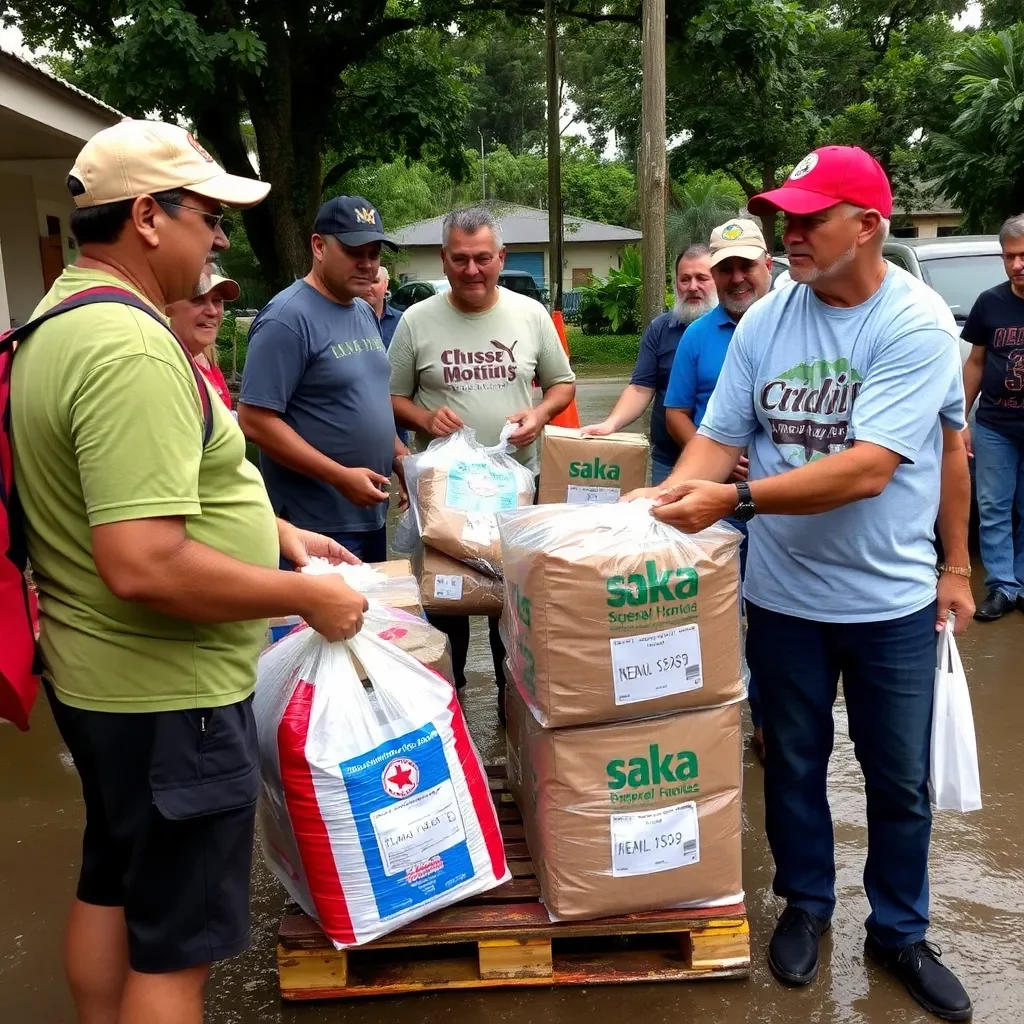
[1017,593,1024,614]
[865,936,972,1021]
[974,590,1015,621]
[768,906,831,985]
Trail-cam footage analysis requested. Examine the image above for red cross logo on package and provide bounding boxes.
[382,757,420,799]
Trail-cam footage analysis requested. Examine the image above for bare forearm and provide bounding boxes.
[392,395,432,432]
[664,434,742,487]
[748,443,898,515]
[106,534,319,623]
[607,385,654,430]
[666,408,698,447]
[962,357,983,413]
[535,382,576,421]
[938,443,971,566]
[238,406,342,486]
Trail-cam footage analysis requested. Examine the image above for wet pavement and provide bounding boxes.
[3,379,1023,1023]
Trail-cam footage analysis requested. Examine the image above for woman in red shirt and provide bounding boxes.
[166,265,239,409]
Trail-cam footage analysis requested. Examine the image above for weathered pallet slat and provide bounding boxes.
[276,764,750,1000]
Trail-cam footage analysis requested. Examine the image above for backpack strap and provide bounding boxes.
[7,286,215,448]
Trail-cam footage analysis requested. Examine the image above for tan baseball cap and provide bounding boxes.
[709,219,768,266]
[195,269,240,303]
[69,118,270,209]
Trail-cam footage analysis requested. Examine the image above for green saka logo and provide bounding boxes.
[606,560,698,607]
[606,744,700,789]
[568,457,620,480]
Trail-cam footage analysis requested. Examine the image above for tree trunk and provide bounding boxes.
[545,0,563,312]
[639,0,667,329]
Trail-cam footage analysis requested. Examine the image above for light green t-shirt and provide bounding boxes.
[388,288,575,465]
[11,266,280,713]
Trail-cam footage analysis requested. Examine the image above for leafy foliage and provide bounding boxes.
[579,247,645,334]
[667,175,747,255]
[928,26,1024,230]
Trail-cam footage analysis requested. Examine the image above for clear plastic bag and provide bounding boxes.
[255,624,509,949]
[930,619,982,812]
[403,425,535,577]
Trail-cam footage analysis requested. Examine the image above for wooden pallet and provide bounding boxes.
[276,765,749,1000]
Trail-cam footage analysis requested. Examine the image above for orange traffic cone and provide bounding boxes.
[549,309,580,428]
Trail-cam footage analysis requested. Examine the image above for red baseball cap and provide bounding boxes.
[748,146,893,219]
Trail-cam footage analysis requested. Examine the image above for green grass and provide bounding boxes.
[566,326,641,366]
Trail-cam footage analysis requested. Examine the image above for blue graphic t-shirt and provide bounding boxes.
[699,266,965,623]
[241,281,396,533]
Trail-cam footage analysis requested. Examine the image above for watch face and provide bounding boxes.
[734,502,756,523]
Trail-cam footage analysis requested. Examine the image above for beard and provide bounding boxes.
[672,292,717,325]
[789,244,857,285]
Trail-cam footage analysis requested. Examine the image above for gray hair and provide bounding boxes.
[845,203,890,243]
[675,243,711,273]
[441,207,503,249]
[999,214,1024,247]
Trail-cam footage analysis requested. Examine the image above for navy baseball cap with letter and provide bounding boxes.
[313,195,398,249]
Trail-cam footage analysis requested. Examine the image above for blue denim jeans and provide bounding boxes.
[746,600,936,947]
[973,421,1024,599]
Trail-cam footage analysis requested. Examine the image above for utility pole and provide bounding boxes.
[545,0,563,312]
[479,130,486,202]
[639,0,666,328]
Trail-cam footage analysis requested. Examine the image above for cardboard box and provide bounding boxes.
[499,502,744,728]
[414,545,505,617]
[509,688,743,922]
[537,426,649,505]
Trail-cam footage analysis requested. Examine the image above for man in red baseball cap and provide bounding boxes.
[628,146,974,1021]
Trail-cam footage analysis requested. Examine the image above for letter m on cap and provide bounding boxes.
[355,206,377,225]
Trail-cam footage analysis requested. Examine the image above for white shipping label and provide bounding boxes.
[370,780,467,876]
[462,512,498,548]
[433,574,464,601]
[610,801,700,877]
[610,623,703,705]
[566,484,621,504]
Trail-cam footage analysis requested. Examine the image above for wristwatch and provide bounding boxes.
[733,482,757,522]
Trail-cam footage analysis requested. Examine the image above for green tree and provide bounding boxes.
[929,26,1024,230]
[667,173,746,254]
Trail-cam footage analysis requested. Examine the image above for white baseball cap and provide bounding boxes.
[69,118,270,209]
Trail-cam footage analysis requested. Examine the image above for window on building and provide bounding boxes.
[571,267,593,288]
[890,226,919,238]
[937,226,962,238]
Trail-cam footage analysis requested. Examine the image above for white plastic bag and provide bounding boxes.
[929,620,982,812]
[402,424,535,576]
[255,623,509,949]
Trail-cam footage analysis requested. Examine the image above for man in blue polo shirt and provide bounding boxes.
[664,218,772,756]
[581,244,716,482]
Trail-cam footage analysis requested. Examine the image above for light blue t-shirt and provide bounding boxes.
[699,266,965,623]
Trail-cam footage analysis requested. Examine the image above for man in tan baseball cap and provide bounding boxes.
[11,121,370,1024]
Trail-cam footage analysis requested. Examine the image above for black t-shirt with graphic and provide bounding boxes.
[962,281,1024,444]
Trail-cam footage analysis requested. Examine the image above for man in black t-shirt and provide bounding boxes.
[962,213,1024,620]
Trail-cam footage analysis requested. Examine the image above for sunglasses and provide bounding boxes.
[158,200,225,233]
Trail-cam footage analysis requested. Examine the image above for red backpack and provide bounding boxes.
[0,286,213,730]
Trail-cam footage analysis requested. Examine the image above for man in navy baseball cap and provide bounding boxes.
[313,195,398,249]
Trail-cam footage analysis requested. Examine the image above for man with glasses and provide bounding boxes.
[240,196,409,563]
[389,207,576,717]
[11,119,368,1024]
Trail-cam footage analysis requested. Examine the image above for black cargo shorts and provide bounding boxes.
[45,681,259,973]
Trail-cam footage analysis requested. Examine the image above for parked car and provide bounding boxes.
[390,270,545,311]
[881,235,1005,362]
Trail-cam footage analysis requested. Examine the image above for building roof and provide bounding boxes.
[0,48,122,119]
[389,203,643,247]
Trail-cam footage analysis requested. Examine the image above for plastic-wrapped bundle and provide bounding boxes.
[414,544,505,617]
[402,426,535,577]
[255,625,509,949]
[498,500,744,728]
[508,686,743,922]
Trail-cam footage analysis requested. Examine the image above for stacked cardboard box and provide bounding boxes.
[414,545,504,617]
[499,502,745,921]
[537,426,649,505]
